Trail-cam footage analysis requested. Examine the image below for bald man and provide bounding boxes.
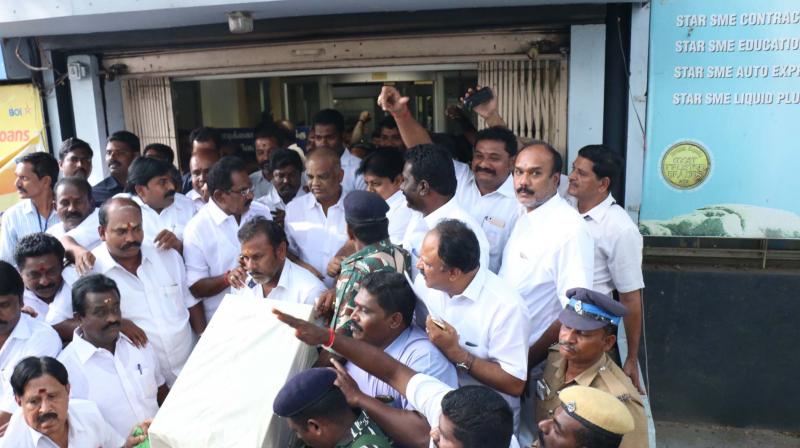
[284,149,349,288]
[89,197,194,385]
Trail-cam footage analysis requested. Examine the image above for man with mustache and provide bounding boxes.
[497,142,593,445]
[377,86,518,273]
[566,146,646,393]
[92,131,140,207]
[57,138,93,179]
[412,219,529,430]
[338,272,457,447]
[125,157,196,254]
[186,151,220,213]
[57,274,166,440]
[0,152,60,266]
[535,288,647,448]
[250,123,287,198]
[534,385,634,448]
[47,177,105,277]
[16,232,147,346]
[255,148,307,227]
[3,356,150,448]
[273,307,519,448]
[183,156,271,325]
[284,149,349,287]
[0,262,61,431]
[90,197,194,386]
[232,216,326,307]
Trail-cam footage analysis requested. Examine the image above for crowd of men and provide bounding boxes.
[0,84,649,448]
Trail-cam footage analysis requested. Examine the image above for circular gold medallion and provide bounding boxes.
[660,142,710,189]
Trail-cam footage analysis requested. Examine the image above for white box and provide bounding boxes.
[149,295,318,447]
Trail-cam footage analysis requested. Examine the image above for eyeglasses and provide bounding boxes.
[227,186,254,197]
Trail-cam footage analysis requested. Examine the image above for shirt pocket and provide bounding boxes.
[137,365,159,400]
[160,284,184,314]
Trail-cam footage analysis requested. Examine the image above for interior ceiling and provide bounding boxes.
[0,0,628,38]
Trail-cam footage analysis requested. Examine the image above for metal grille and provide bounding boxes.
[478,58,568,157]
[121,77,178,160]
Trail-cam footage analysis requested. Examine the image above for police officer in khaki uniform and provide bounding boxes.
[534,385,635,448]
[274,368,394,448]
[534,288,647,448]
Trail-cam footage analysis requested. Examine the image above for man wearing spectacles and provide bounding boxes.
[183,156,271,328]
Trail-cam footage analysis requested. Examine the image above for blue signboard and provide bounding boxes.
[640,0,800,238]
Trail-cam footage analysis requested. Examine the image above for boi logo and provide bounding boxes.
[8,106,32,117]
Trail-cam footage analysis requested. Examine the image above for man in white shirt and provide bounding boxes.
[309,109,361,193]
[273,308,520,448]
[255,148,307,227]
[58,274,165,439]
[4,356,149,448]
[250,123,286,199]
[186,151,219,213]
[498,142,594,446]
[0,153,60,265]
[567,145,646,390]
[284,149,349,287]
[412,219,528,426]
[231,216,326,306]
[499,142,594,352]
[0,262,62,430]
[14,233,74,339]
[125,157,196,254]
[91,197,194,386]
[399,145,491,276]
[356,149,412,245]
[49,178,102,275]
[184,156,271,325]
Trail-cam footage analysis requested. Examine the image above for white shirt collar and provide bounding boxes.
[305,190,344,211]
[186,189,202,201]
[70,329,133,365]
[207,199,231,225]
[524,192,565,219]
[386,190,405,208]
[581,194,616,222]
[8,313,34,342]
[423,196,460,227]
[94,242,156,275]
[453,267,488,302]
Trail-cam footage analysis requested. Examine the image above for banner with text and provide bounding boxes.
[0,84,47,212]
[640,0,800,238]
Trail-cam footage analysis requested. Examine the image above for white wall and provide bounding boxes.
[567,24,606,168]
[623,3,650,223]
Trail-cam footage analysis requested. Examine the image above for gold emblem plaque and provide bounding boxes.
[660,142,710,189]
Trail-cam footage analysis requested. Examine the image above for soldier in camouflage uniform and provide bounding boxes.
[332,191,410,332]
[274,368,395,448]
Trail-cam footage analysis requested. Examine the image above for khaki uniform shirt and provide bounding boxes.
[331,238,410,331]
[535,348,648,448]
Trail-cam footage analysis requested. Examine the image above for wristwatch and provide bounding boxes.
[456,352,476,372]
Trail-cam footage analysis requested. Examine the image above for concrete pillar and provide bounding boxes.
[567,24,606,169]
[624,3,651,223]
[67,54,107,185]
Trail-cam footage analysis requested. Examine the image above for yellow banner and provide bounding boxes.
[0,84,47,212]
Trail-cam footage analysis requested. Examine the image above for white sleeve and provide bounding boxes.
[65,210,101,249]
[0,211,17,264]
[487,299,529,381]
[171,249,199,308]
[405,373,452,427]
[182,221,210,288]
[607,225,645,293]
[555,225,595,307]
